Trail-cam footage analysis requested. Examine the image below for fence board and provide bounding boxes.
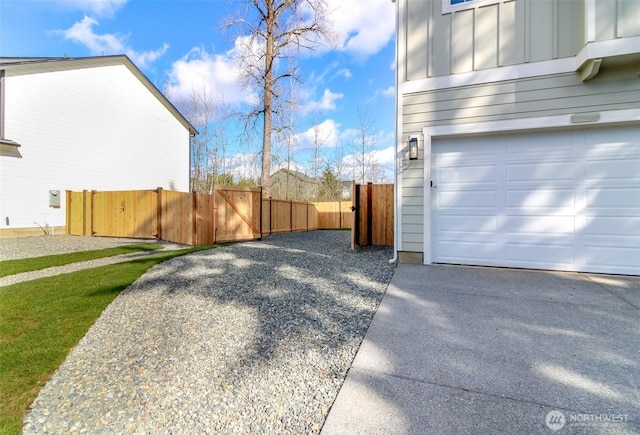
[161,190,193,245]
[307,203,319,230]
[66,191,85,235]
[196,192,215,245]
[269,199,292,234]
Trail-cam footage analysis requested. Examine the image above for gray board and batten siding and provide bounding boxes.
[397,0,640,255]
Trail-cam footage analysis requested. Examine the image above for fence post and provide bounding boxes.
[213,188,218,244]
[156,187,163,241]
[290,200,293,232]
[65,190,71,235]
[367,182,373,246]
[259,187,263,240]
[192,191,198,246]
[269,198,273,235]
[90,190,96,236]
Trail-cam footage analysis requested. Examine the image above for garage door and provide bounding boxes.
[431,125,640,275]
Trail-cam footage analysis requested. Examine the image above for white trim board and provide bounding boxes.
[420,108,640,265]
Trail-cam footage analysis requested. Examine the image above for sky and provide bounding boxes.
[0,0,397,183]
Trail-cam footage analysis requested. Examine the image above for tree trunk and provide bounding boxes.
[261,1,275,199]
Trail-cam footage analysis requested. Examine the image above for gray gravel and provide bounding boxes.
[23,230,394,434]
[0,235,156,261]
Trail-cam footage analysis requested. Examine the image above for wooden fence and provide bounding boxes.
[315,201,352,229]
[67,187,334,246]
[353,183,394,246]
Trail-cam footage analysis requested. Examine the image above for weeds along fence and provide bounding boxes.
[66,188,350,246]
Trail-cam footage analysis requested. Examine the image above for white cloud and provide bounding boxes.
[295,119,341,150]
[303,88,343,113]
[60,16,168,68]
[222,153,260,181]
[324,0,395,57]
[366,86,396,103]
[166,44,257,107]
[381,86,395,98]
[333,68,352,80]
[54,0,128,17]
[341,145,395,183]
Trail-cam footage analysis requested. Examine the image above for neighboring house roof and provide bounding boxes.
[271,168,320,185]
[0,55,197,136]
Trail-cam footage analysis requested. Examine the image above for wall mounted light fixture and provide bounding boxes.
[409,137,418,160]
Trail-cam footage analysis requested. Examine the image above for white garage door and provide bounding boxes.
[431,125,640,275]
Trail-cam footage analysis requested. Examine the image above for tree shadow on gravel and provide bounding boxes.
[119,230,394,431]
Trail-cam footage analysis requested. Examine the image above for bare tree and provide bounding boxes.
[353,107,378,184]
[308,115,330,182]
[227,0,331,198]
[271,72,300,199]
[172,84,231,193]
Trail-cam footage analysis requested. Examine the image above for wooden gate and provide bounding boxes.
[352,182,394,247]
[214,187,262,242]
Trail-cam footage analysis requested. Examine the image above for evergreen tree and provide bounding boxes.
[317,166,342,201]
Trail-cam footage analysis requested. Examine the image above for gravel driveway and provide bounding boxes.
[23,231,394,433]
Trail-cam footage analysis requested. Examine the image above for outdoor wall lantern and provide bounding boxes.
[408,137,418,160]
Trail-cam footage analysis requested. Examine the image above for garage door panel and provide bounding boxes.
[585,245,640,270]
[438,215,498,233]
[506,131,577,157]
[436,240,498,263]
[432,125,640,275]
[439,190,496,208]
[584,158,640,181]
[506,189,575,209]
[586,187,640,209]
[505,215,576,235]
[505,243,575,267]
[507,162,576,183]
[585,216,640,237]
[584,125,640,155]
[439,164,498,184]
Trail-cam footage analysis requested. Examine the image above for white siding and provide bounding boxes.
[0,63,190,230]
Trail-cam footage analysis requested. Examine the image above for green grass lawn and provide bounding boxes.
[0,244,162,278]
[0,244,221,435]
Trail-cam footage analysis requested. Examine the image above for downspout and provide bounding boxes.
[389,0,399,265]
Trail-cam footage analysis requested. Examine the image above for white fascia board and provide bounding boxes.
[401,57,576,95]
[401,37,640,95]
[421,108,640,265]
[575,36,640,70]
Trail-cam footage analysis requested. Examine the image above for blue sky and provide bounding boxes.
[0,0,397,182]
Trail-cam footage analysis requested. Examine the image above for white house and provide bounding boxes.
[0,56,196,236]
[392,0,640,275]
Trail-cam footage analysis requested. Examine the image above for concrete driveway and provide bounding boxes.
[322,264,640,434]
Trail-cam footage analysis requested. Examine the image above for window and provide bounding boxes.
[442,0,500,14]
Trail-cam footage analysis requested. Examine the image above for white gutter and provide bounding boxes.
[389,0,399,265]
